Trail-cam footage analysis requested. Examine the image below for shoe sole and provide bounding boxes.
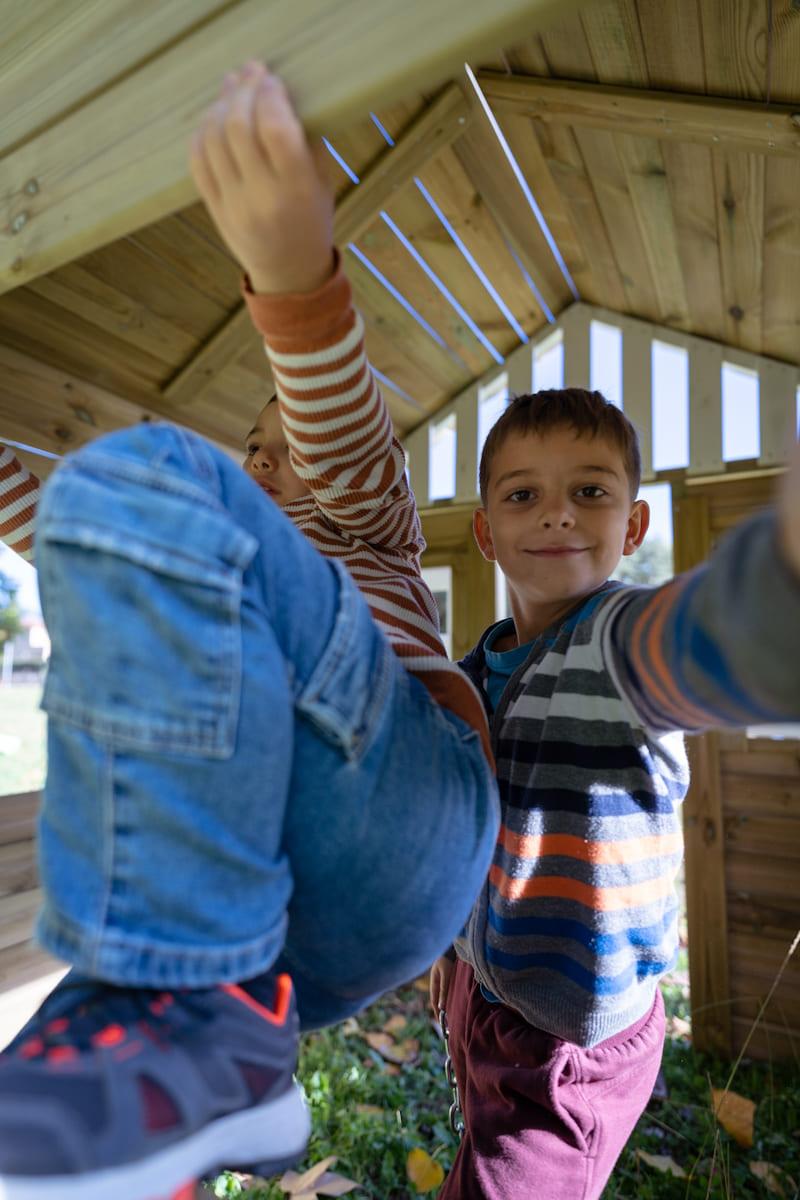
[0,1083,310,1200]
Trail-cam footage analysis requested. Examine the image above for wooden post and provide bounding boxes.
[688,339,724,476]
[621,318,653,482]
[759,359,799,467]
[560,303,591,389]
[673,491,732,1056]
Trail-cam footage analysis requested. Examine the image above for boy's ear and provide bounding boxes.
[622,499,650,557]
[473,508,496,562]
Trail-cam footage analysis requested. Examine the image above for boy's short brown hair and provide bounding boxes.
[478,388,642,504]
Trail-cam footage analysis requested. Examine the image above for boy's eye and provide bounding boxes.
[507,489,533,503]
[246,445,259,457]
[576,485,607,498]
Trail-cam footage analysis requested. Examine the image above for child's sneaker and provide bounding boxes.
[0,970,309,1200]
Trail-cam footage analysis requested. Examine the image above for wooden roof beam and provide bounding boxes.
[0,0,582,297]
[477,73,800,159]
[162,82,472,407]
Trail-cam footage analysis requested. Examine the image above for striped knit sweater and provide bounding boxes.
[0,262,491,759]
[457,517,800,1045]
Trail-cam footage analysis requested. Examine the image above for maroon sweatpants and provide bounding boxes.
[438,960,665,1200]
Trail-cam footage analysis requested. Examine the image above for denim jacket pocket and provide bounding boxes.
[39,502,253,759]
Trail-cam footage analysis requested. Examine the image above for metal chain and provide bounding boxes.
[439,1008,464,1139]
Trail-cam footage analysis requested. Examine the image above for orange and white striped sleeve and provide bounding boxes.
[244,256,424,560]
[0,446,39,563]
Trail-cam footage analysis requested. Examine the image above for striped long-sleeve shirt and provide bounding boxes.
[456,517,800,1045]
[0,446,38,561]
[0,262,491,758]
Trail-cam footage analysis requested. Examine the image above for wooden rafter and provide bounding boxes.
[162,83,473,407]
[0,0,582,296]
[477,72,800,159]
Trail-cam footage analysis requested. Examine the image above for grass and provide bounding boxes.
[208,961,800,1199]
[0,681,46,796]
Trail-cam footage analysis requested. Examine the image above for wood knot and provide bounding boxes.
[729,304,744,321]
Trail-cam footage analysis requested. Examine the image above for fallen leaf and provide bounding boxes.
[279,1156,361,1197]
[354,1103,385,1117]
[383,1014,407,1034]
[635,1149,686,1178]
[364,1030,419,1065]
[750,1161,796,1197]
[340,1017,361,1036]
[364,1031,395,1056]
[406,1147,445,1193]
[711,1088,755,1148]
[384,1063,401,1075]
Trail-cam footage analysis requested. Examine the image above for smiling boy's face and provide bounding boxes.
[242,401,311,507]
[474,425,649,636]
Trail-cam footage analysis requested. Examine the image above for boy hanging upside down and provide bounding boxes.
[0,64,500,1200]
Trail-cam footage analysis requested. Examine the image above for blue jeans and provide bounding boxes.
[34,425,499,1027]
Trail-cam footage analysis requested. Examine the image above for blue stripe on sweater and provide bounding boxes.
[487,906,679,953]
[485,946,674,993]
[502,785,680,817]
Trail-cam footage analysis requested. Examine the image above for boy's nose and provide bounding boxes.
[540,509,575,529]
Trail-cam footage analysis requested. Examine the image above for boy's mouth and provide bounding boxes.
[527,546,587,557]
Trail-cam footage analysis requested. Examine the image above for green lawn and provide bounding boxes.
[0,682,46,796]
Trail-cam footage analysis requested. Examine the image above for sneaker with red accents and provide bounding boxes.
[0,971,309,1200]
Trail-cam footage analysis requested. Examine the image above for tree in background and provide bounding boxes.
[0,570,23,649]
[614,537,673,587]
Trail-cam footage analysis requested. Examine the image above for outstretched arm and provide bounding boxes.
[609,439,800,733]
[0,446,39,563]
[189,63,422,558]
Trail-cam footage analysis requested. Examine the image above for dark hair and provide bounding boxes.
[478,388,641,504]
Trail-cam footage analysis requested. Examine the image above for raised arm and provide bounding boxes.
[0,445,39,563]
[608,443,800,733]
[245,266,422,555]
[190,64,422,557]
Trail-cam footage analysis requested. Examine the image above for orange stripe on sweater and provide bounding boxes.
[489,864,676,910]
[631,578,713,727]
[499,826,683,866]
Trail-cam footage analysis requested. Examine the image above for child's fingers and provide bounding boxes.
[219,79,270,179]
[188,131,221,207]
[253,73,309,173]
[199,101,243,186]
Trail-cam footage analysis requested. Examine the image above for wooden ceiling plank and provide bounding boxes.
[416,149,548,334]
[660,142,726,344]
[24,263,198,367]
[636,0,726,344]
[476,73,800,159]
[0,287,170,394]
[576,0,689,328]
[699,1,768,358]
[761,2,800,364]
[761,157,800,364]
[712,148,765,355]
[454,117,573,317]
[570,126,661,322]
[0,0,582,295]
[131,216,244,311]
[529,120,627,313]
[346,253,472,398]
[0,0,228,157]
[355,209,494,379]
[162,83,476,407]
[613,133,690,329]
[77,237,230,340]
[379,180,525,359]
[0,342,164,461]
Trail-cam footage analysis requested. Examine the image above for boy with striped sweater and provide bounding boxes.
[0,66,499,1200]
[430,390,800,1199]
